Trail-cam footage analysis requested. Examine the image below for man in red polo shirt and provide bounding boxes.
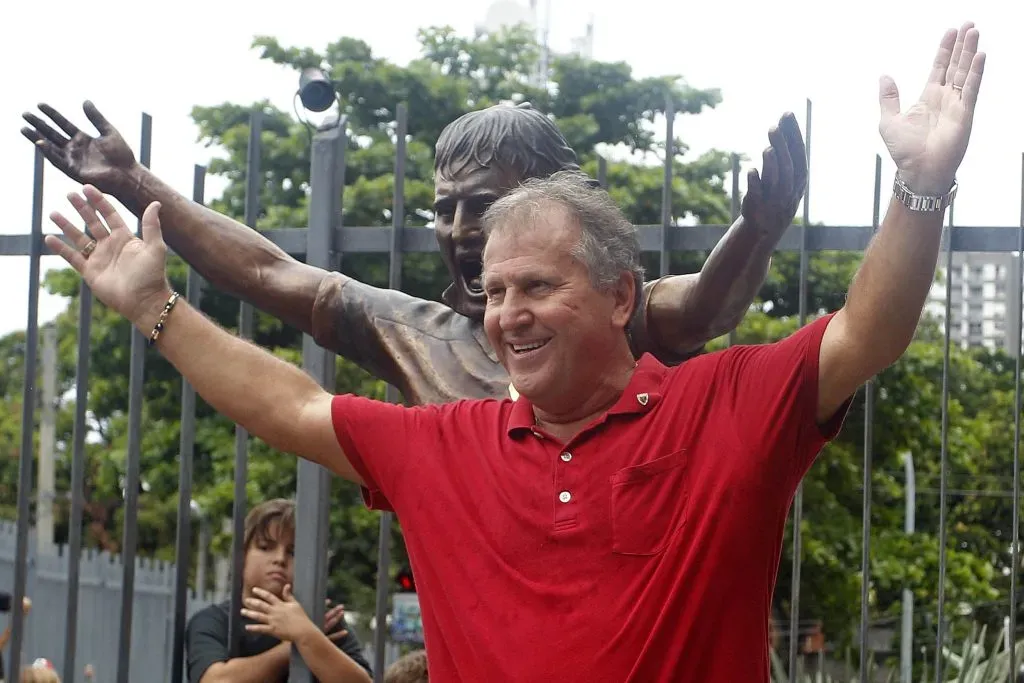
[44,22,984,682]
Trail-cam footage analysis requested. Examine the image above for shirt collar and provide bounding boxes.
[506,353,667,437]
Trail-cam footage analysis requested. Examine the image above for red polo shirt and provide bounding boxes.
[332,313,849,682]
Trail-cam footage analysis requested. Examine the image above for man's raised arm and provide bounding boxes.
[641,113,807,358]
[21,102,325,336]
[43,185,362,486]
[817,22,986,422]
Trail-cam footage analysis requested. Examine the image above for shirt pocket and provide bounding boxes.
[609,449,688,556]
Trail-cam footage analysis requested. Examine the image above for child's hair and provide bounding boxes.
[243,498,296,552]
[384,649,428,683]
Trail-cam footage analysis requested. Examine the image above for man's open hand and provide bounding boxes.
[878,22,985,195]
[21,102,138,195]
[45,186,172,327]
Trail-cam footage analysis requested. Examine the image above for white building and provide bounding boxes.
[926,252,1023,353]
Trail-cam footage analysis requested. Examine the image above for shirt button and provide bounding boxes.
[560,452,572,462]
[559,491,572,503]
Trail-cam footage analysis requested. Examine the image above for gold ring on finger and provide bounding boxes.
[81,240,97,258]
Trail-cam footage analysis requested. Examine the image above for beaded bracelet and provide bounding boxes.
[148,291,180,347]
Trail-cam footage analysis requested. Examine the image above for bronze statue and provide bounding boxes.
[20,101,806,405]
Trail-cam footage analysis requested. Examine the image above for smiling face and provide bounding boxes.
[482,202,636,414]
[434,163,524,321]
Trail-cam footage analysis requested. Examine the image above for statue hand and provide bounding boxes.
[21,101,139,196]
[741,112,807,238]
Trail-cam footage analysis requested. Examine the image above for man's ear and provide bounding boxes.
[611,271,637,329]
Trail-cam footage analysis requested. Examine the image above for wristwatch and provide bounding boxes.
[893,173,957,212]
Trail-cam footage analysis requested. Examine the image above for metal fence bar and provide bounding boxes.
[934,195,956,682]
[789,97,812,678]
[9,224,1024,259]
[62,222,95,683]
[228,111,263,657]
[115,112,153,683]
[597,156,607,188]
[858,154,883,680]
[292,119,346,682]
[900,453,916,683]
[1011,153,1024,681]
[728,153,741,348]
[660,95,674,278]
[371,102,408,682]
[9,147,45,683]
[169,164,207,683]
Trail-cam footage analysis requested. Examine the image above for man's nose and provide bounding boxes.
[499,291,533,332]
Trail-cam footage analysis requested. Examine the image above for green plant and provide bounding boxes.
[769,623,1024,683]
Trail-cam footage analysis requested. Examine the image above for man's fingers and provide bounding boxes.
[82,185,129,233]
[141,202,164,245]
[878,75,901,123]
[951,27,979,90]
[928,28,958,85]
[83,101,115,136]
[22,112,69,148]
[68,193,110,240]
[945,22,974,85]
[50,211,94,250]
[328,630,349,642]
[43,234,86,273]
[38,104,81,138]
[962,52,986,111]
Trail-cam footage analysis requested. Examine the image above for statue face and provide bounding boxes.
[434,163,523,321]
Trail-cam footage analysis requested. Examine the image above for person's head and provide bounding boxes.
[433,102,583,321]
[241,499,296,598]
[481,171,644,413]
[384,649,428,683]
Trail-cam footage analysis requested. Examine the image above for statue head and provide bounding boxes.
[433,102,592,320]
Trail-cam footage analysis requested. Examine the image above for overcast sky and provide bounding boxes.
[1,0,1021,336]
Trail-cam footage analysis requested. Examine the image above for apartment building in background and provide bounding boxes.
[926,252,1024,353]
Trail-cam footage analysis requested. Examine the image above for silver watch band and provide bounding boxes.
[893,174,957,212]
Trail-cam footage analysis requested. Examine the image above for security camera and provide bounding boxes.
[298,68,336,113]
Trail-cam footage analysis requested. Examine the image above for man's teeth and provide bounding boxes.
[512,341,546,352]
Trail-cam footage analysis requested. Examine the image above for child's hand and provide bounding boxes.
[242,585,318,643]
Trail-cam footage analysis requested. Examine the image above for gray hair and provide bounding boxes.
[482,171,645,318]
